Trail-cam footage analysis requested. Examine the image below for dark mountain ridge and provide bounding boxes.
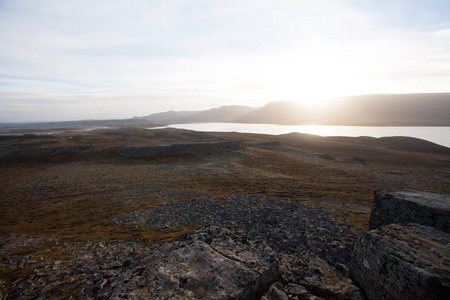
[138,93,450,126]
[321,93,450,126]
[137,105,258,124]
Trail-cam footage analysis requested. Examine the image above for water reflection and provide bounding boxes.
[149,123,450,147]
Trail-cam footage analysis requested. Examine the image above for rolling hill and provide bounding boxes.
[138,93,450,126]
[136,105,258,124]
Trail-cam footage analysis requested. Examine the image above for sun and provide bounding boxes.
[267,48,367,107]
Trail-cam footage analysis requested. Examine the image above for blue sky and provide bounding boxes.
[0,0,449,122]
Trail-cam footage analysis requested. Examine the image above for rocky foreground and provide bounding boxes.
[1,194,363,299]
[1,190,449,299]
[350,189,450,300]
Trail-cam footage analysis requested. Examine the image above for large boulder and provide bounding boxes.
[278,250,364,300]
[97,226,278,299]
[370,189,450,232]
[350,223,450,300]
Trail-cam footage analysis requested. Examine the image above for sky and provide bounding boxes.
[0,0,449,122]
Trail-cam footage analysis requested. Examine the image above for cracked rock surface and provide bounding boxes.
[350,223,450,300]
[2,194,363,299]
[93,226,278,299]
[113,194,363,299]
[370,189,450,232]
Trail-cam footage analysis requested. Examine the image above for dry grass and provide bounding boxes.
[0,128,449,287]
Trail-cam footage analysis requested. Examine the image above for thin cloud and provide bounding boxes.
[0,0,449,122]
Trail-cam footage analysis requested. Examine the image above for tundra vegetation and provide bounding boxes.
[0,123,449,298]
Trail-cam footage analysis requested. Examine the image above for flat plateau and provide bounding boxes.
[1,125,449,299]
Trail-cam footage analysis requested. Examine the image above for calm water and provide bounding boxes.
[150,123,450,147]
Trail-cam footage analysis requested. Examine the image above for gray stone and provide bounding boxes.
[278,250,364,300]
[262,282,288,300]
[287,283,309,297]
[370,189,450,232]
[98,226,278,299]
[350,223,450,300]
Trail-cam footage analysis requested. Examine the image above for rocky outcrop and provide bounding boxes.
[1,227,278,299]
[115,140,245,157]
[2,194,365,299]
[115,194,357,266]
[279,250,364,300]
[351,189,450,299]
[370,189,450,232]
[0,143,94,164]
[350,223,450,300]
[5,139,61,149]
[115,194,364,299]
[96,226,278,299]
[1,140,245,164]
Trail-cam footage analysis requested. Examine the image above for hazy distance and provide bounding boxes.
[137,93,450,126]
[1,1,449,122]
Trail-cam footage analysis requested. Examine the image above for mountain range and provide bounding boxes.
[136,93,450,126]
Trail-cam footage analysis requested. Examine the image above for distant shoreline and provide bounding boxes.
[0,120,449,147]
[149,123,450,148]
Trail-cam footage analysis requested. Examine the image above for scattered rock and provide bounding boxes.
[350,223,450,300]
[370,189,450,232]
[115,140,245,157]
[115,194,357,266]
[2,194,362,299]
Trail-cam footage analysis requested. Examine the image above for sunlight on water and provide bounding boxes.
[149,123,450,148]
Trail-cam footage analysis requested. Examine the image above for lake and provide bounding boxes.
[149,123,450,148]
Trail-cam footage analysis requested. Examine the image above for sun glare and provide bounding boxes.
[268,48,366,107]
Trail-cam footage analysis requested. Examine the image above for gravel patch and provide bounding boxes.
[115,194,357,266]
